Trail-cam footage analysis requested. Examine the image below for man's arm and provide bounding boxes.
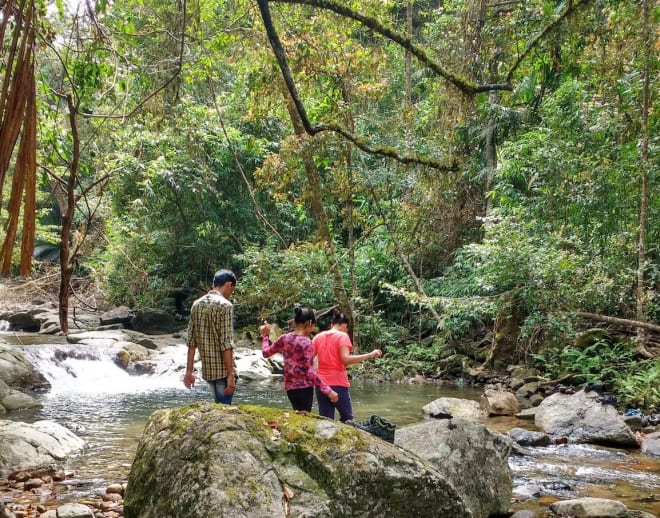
[183,345,196,389]
[184,312,197,389]
[222,348,235,395]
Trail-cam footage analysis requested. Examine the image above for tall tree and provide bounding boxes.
[0,0,38,275]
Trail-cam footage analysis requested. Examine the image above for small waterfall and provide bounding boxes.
[20,343,185,394]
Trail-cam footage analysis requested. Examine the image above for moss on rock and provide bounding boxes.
[124,403,471,518]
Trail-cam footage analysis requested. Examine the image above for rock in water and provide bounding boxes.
[124,402,472,518]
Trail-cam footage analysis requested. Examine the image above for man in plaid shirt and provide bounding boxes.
[184,269,238,404]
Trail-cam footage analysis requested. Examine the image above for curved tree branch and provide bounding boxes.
[256,0,458,172]
[271,0,511,94]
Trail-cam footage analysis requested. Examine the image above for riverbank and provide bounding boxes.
[1,279,659,517]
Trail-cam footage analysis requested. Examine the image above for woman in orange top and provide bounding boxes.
[312,309,382,422]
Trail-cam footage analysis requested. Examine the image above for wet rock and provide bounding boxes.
[515,408,537,420]
[125,403,471,518]
[508,366,539,380]
[0,389,41,412]
[512,483,541,500]
[100,307,134,327]
[480,388,520,416]
[548,497,630,517]
[106,483,124,496]
[511,510,537,518]
[233,348,275,380]
[56,503,95,518]
[624,415,645,432]
[529,393,545,407]
[422,397,486,420]
[0,420,87,474]
[0,344,49,392]
[640,431,660,457]
[130,309,181,335]
[535,390,638,447]
[395,418,512,518]
[507,428,551,447]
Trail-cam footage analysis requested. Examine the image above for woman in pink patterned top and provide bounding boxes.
[260,307,338,412]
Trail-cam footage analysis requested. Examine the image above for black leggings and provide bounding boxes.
[286,387,314,411]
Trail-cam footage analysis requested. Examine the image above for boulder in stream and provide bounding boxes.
[0,420,87,475]
[394,418,512,518]
[0,344,49,391]
[422,397,486,420]
[124,402,473,518]
[549,497,655,517]
[534,390,638,447]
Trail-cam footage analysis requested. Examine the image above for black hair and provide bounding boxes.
[294,306,316,325]
[330,309,349,325]
[212,269,237,287]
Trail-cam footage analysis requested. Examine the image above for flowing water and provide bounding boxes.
[3,333,659,515]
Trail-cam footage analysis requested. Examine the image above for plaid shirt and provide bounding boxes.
[187,290,235,381]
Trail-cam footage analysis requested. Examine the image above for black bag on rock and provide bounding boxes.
[346,414,396,443]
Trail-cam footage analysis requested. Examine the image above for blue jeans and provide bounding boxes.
[316,386,353,422]
[208,378,234,404]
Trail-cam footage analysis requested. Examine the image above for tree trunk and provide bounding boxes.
[0,0,37,275]
[635,0,650,353]
[19,60,36,276]
[483,293,523,370]
[0,0,34,206]
[58,94,80,335]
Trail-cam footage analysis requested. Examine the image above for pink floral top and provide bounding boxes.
[261,333,333,395]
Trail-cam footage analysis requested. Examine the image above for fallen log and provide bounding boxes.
[576,312,660,333]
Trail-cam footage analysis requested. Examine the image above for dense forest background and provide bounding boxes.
[1,0,658,410]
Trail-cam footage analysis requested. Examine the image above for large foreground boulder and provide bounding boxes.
[395,418,512,518]
[124,403,473,518]
[534,390,638,447]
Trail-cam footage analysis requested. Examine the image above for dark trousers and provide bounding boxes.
[316,386,353,422]
[286,387,314,412]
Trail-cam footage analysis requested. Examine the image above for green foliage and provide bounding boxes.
[533,342,659,413]
[616,361,660,414]
[355,311,407,352]
[533,340,636,385]
[235,242,335,327]
[98,103,277,306]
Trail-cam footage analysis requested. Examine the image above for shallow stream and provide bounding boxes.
[3,334,659,516]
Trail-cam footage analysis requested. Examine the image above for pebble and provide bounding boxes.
[1,467,125,518]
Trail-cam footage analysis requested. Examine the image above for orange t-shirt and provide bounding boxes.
[313,329,353,387]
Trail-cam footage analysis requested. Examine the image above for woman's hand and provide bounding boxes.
[328,390,339,403]
[370,349,382,359]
